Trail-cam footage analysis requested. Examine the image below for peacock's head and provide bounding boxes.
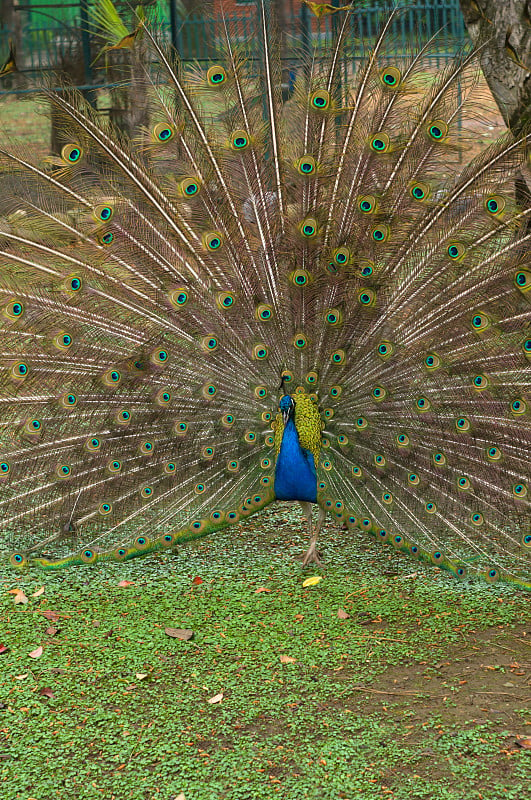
[279,394,295,425]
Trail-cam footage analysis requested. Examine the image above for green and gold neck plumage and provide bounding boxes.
[0,1,530,588]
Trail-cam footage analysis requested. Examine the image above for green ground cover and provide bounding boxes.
[1,505,529,800]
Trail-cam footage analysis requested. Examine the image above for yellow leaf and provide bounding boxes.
[135,673,148,680]
[280,655,296,664]
[302,576,322,588]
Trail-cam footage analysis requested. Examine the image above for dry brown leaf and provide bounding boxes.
[28,646,43,659]
[135,672,148,680]
[8,589,28,605]
[207,692,223,704]
[45,626,58,636]
[516,737,531,749]
[15,674,28,680]
[279,655,296,664]
[117,580,134,587]
[254,587,271,593]
[32,587,45,598]
[165,627,194,641]
[39,687,55,699]
[337,608,350,619]
[41,610,60,621]
[192,576,203,585]
[0,644,9,655]
[174,794,186,800]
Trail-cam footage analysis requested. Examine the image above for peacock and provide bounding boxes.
[0,2,530,589]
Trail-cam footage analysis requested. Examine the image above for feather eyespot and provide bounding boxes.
[11,361,29,380]
[293,334,308,349]
[291,269,311,286]
[164,461,176,474]
[297,155,316,175]
[299,217,319,238]
[377,341,393,359]
[522,338,531,356]
[4,299,24,320]
[153,122,175,142]
[56,464,72,480]
[486,446,502,462]
[424,353,440,370]
[370,225,389,243]
[202,383,217,398]
[330,349,346,365]
[425,501,437,514]
[447,242,466,260]
[325,309,342,326]
[415,397,430,411]
[432,452,446,466]
[116,409,131,425]
[352,465,363,477]
[201,335,218,352]
[98,502,112,515]
[370,133,390,152]
[457,476,472,491]
[358,288,376,306]
[513,483,527,498]
[515,270,531,293]
[170,288,189,307]
[61,143,83,164]
[510,398,527,415]
[256,304,273,321]
[470,312,490,332]
[427,120,448,140]
[374,454,386,467]
[255,386,268,399]
[455,416,471,432]
[203,232,223,251]
[359,195,377,213]
[217,291,235,309]
[53,332,73,351]
[107,460,122,474]
[86,436,101,452]
[396,433,409,447]
[175,421,188,435]
[230,130,249,150]
[180,177,200,197]
[371,385,387,402]
[485,195,505,216]
[472,374,489,391]
[329,384,342,398]
[253,344,268,360]
[380,66,401,87]
[207,65,227,86]
[471,512,484,526]
[355,417,368,430]
[310,89,330,110]
[93,204,114,223]
[331,246,350,266]
[410,182,430,200]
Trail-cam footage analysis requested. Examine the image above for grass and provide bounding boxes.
[1,505,530,800]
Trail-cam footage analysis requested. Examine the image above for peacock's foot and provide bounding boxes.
[302,541,322,567]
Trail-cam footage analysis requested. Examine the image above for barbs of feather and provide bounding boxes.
[302,1,355,20]
[504,27,531,71]
[0,39,17,78]
[88,0,145,57]
[463,0,492,25]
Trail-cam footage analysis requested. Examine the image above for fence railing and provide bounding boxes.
[0,1,467,96]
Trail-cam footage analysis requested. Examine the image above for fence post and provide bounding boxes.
[79,0,95,105]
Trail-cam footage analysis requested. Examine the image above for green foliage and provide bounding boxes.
[1,508,529,799]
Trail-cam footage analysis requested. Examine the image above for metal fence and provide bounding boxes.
[0,1,466,96]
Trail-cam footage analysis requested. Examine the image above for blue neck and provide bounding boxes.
[274,417,317,502]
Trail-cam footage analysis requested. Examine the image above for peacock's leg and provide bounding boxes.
[300,502,325,566]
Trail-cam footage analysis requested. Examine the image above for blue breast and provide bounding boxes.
[274,417,317,502]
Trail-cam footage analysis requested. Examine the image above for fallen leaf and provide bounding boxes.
[280,655,296,664]
[0,645,9,655]
[254,587,271,593]
[164,627,194,641]
[135,672,148,680]
[39,687,55,699]
[192,576,203,585]
[207,693,223,704]
[45,626,58,636]
[32,587,45,598]
[337,608,350,619]
[515,737,531,749]
[117,580,134,587]
[8,589,28,605]
[173,794,186,800]
[41,610,60,621]
[294,613,304,621]
[15,674,28,680]
[28,646,43,659]
[302,576,322,588]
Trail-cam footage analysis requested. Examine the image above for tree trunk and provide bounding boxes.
[460,0,531,132]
